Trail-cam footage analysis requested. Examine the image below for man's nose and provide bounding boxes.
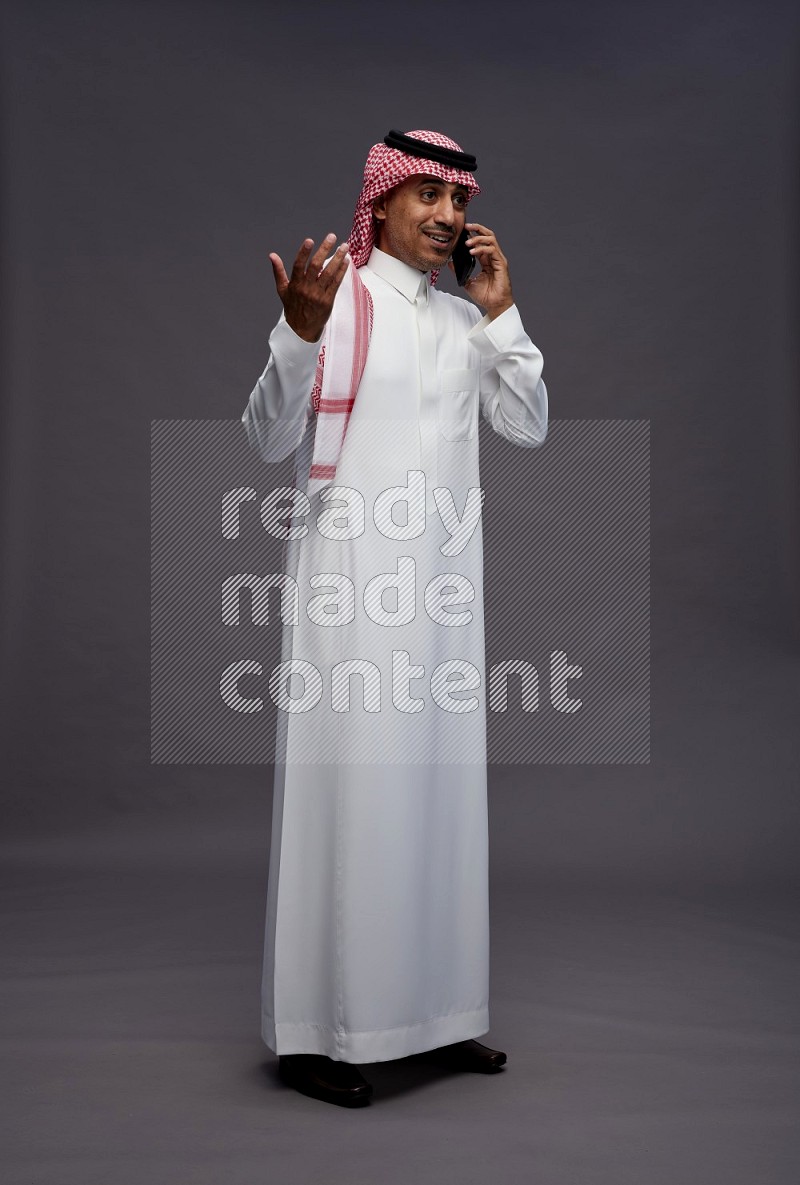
[433,197,458,226]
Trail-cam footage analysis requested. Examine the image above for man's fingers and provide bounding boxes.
[468,237,507,265]
[331,252,352,290]
[319,242,351,287]
[289,239,315,283]
[319,257,351,303]
[466,227,503,252]
[309,232,338,276]
[469,244,502,266]
[466,236,494,254]
[269,252,289,294]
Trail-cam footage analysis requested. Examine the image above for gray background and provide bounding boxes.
[1,0,799,1181]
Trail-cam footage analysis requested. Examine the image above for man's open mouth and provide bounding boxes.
[422,231,452,246]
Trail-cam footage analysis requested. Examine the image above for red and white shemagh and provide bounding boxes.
[304,130,480,499]
[348,129,482,283]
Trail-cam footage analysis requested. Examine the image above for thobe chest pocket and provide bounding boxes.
[437,368,479,441]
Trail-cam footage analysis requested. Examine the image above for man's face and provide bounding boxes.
[372,175,470,273]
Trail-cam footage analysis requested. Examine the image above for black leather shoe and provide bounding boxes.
[414,1038,507,1073]
[278,1054,373,1107]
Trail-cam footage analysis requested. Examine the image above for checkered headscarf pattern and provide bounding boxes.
[348,129,481,284]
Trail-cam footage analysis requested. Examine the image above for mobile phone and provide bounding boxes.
[452,227,476,287]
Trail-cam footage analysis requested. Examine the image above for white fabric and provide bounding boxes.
[242,246,548,1062]
[306,261,373,499]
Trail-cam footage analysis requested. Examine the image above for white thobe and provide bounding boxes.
[242,245,548,1062]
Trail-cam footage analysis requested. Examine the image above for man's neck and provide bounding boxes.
[373,241,428,275]
[365,247,429,303]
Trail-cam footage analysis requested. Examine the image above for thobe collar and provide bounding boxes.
[365,246,430,305]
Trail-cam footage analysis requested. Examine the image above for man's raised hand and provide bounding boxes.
[269,234,351,343]
[449,223,514,321]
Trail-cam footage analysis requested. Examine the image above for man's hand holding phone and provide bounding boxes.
[450,222,514,320]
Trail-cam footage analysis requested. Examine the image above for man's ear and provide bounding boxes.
[372,194,387,223]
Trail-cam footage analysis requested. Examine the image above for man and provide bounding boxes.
[242,129,548,1107]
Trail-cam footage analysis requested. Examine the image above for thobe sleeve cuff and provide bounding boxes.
[467,303,548,448]
[269,313,324,365]
[466,303,528,355]
[240,313,320,464]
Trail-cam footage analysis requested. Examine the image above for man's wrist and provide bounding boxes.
[271,315,324,365]
[485,300,514,322]
[466,302,527,353]
[285,315,323,343]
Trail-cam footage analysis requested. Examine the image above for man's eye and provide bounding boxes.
[421,190,436,199]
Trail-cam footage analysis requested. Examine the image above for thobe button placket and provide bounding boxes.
[415,280,439,516]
